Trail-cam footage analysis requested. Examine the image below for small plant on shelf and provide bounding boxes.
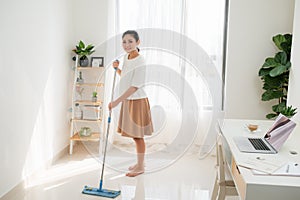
[92,91,98,102]
[72,40,95,67]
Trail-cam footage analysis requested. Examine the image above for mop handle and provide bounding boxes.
[108,60,119,122]
[99,60,119,189]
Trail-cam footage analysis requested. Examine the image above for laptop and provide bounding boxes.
[233,114,296,154]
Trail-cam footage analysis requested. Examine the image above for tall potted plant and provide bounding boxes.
[72,40,95,67]
[258,33,297,119]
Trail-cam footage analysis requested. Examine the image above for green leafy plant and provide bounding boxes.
[72,40,95,66]
[72,40,95,59]
[92,91,97,97]
[92,91,97,102]
[258,33,297,119]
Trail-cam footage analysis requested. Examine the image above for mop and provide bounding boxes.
[82,60,121,198]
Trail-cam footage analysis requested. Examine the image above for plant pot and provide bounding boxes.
[79,57,89,67]
[92,96,97,102]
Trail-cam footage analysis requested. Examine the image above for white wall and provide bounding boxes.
[288,0,300,123]
[73,0,109,57]
[0,0,74,197]
[225,0,295,119]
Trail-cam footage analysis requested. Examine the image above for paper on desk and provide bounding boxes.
[252,162,300,176]
[238,157,286,174]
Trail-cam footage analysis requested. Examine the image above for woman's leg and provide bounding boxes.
[128,137,145,170]
[126,138,145,177]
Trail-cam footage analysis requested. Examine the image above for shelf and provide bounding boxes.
[70,132,100,141]
[72,119,102,122]
[74,100,102,105]
[70,56,105,154]
[77,66,104,70]
[76,83,104,87]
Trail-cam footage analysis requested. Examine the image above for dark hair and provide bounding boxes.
[122,30,140,52]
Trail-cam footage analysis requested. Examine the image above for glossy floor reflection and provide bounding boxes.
[6,143,239,200]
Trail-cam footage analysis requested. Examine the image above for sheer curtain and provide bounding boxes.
[104,0,225,162]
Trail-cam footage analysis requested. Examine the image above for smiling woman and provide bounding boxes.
[106,0,226,159]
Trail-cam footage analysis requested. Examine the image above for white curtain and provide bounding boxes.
[102,0,225,168]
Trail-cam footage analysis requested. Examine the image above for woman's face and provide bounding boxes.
[122,34,140,53]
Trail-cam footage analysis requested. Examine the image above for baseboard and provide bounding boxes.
[47,145,69,167]
[0,181,25,200]
[0,145,69,200]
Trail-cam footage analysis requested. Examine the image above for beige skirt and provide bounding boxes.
[117,98,154,138]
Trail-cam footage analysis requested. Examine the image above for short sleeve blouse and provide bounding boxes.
[119,54,147,100]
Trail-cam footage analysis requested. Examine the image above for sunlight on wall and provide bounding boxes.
[22,69,55,184]
[21,67,102,190]
[22,68,70,188]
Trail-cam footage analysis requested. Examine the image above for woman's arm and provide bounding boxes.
[108,86,137,110]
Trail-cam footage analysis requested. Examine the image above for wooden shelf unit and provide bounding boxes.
[69,56,106,154]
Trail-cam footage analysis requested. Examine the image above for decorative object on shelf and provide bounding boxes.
[76,71,84,83]
[258,33,297,119]
[99,105,103,118]
[74,103,83,119]
[83,105,100,120]
[91,57,104,67]
[76,85,84,100]
[72,40,95,67]
[92,91,98,102]
[79,127,92,137]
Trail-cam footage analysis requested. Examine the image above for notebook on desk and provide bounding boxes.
[252,162,300,176]
[234,114,296,154]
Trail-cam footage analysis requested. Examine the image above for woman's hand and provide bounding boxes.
[113,60,121,75]
[112,60,119,70]
[108,87,137,110]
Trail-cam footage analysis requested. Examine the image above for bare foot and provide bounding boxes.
[128,164,137,171]
[126,170,144,177]
[126,166,144,177]
[128,163,145,171]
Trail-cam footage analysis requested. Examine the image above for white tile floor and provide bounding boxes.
[6,142,239,200]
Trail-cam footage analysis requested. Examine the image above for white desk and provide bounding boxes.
[220,119,300,200]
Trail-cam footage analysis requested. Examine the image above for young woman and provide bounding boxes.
[108,30,153,177]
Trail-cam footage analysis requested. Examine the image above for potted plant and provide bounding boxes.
[72,40,95,67]
[258,33,297,119]
[92,91,97,102]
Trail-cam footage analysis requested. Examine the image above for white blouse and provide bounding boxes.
[119,54,147,100]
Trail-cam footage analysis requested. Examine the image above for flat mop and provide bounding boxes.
[82,60,121,198]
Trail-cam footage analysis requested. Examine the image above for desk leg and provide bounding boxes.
[218,187,226,200]
[211,175,219,200]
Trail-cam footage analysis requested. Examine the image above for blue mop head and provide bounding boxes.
[82,186,121,198]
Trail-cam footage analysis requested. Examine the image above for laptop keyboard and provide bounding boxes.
[248,138,270,151]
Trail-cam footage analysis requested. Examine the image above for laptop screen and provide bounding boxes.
[264,114,296,151]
